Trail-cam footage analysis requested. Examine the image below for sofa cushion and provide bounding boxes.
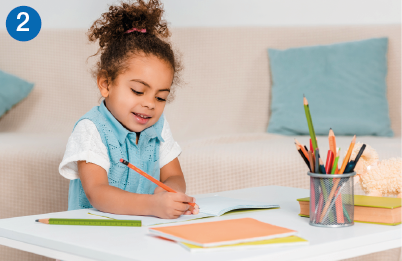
[0,70,34,118]
[0,133,70,219]
[267,37,394,137]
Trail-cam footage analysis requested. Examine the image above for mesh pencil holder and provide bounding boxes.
[308,172,356,228]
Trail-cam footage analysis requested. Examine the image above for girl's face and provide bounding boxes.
[97,54,174,133]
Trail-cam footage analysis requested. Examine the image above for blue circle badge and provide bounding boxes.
[6,6,42,42]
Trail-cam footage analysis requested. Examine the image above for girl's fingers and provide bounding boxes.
[174,202,190,212]
[184,210,191,215]
[191,204,200,214]
[173,192,194,204]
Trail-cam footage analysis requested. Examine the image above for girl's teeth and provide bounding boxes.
[137,114,147,118]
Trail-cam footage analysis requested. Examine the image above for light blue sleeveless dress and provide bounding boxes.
[68,101,164,210]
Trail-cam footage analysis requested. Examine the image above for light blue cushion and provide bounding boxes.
[0,70,34,117]
[267,37,393,137]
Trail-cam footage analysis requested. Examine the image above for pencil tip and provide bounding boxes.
[35,219,39,222]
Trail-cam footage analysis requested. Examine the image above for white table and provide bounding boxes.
[0,186,400,261]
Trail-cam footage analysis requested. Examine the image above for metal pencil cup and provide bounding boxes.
[308,172,356,228]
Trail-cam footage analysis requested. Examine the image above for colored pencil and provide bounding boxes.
[314,194,324,223]
[310,177,316,218]
[309,139,313,153]
[339,135,356,174]
[295,139,309,160]
[350,144,366,172]
[319,135,356,222]
[325,150,334,174]
[319,158,326,174]
[303,96,319,152]
[307,148,316,216]
[353,144,366,163]
[120,159,196,207]
[308,150,314,173]
[35,218,141,226]
[295,143,311,171]
[315,148,320,174]
[328,128,338,173]
[344,162,355,173]
[330,149,340,174]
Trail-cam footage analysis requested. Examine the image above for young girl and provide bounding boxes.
[58,0,198,219]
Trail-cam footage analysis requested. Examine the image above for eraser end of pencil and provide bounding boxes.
[120,159,128,165]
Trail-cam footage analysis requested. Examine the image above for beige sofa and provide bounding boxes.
[0,25,400,260]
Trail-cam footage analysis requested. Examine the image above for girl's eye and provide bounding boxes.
[131,89,143,95]
[156,97,166,102]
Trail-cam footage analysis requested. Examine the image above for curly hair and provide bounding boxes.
[87,0,182,102]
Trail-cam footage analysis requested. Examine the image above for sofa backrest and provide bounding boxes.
[0,25,400,141]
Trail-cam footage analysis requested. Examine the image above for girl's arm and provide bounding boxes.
[155,158,199,214]
[156,157,186,193]
[78,160,194,218]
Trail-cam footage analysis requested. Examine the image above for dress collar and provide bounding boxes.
[99,100,164,145]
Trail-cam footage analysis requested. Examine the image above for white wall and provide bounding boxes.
[0,0,400,30]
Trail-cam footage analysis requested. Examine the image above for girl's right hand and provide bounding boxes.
[151,191,195,219]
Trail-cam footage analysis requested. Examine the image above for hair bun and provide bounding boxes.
[88,0,170,49]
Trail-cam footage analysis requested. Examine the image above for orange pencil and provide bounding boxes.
[319,135,356,222]
[295,139,309,160]
[328,128,337,173]
[120,159,196,207]
[339,135,356,174]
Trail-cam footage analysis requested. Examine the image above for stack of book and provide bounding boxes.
[149,217,308,252]
[297,195,401,225]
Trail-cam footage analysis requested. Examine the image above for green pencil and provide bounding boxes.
[36,218,141,227]
[331,148,340,174]
[303,95,318,152]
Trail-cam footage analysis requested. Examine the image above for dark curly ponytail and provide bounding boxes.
[87,0,182,102]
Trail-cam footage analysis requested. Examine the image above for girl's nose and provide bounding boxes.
[141,94,155,109]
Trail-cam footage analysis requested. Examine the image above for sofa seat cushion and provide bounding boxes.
[0,133,70,219]
[179,133,401,195]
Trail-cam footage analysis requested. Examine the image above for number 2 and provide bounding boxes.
[17,12,29,31]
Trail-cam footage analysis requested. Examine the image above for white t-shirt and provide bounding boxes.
[59,115,181,180]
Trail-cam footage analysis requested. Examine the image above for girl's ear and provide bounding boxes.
[97,71,110,98]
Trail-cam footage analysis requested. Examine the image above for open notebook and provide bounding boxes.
[88,195,279,226]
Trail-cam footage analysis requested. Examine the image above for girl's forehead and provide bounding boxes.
[120,55,174,86]
[127,54,172,71]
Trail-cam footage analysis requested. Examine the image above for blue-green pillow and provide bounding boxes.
[0,70,34,117]
[267,37,393,137]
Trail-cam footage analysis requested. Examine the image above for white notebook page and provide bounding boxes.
[88,196,278,226]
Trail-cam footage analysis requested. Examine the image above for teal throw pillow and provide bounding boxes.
[267,37,393,137]
[0,70,34,117]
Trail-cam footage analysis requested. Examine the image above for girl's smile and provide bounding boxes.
[132,112,151,125]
